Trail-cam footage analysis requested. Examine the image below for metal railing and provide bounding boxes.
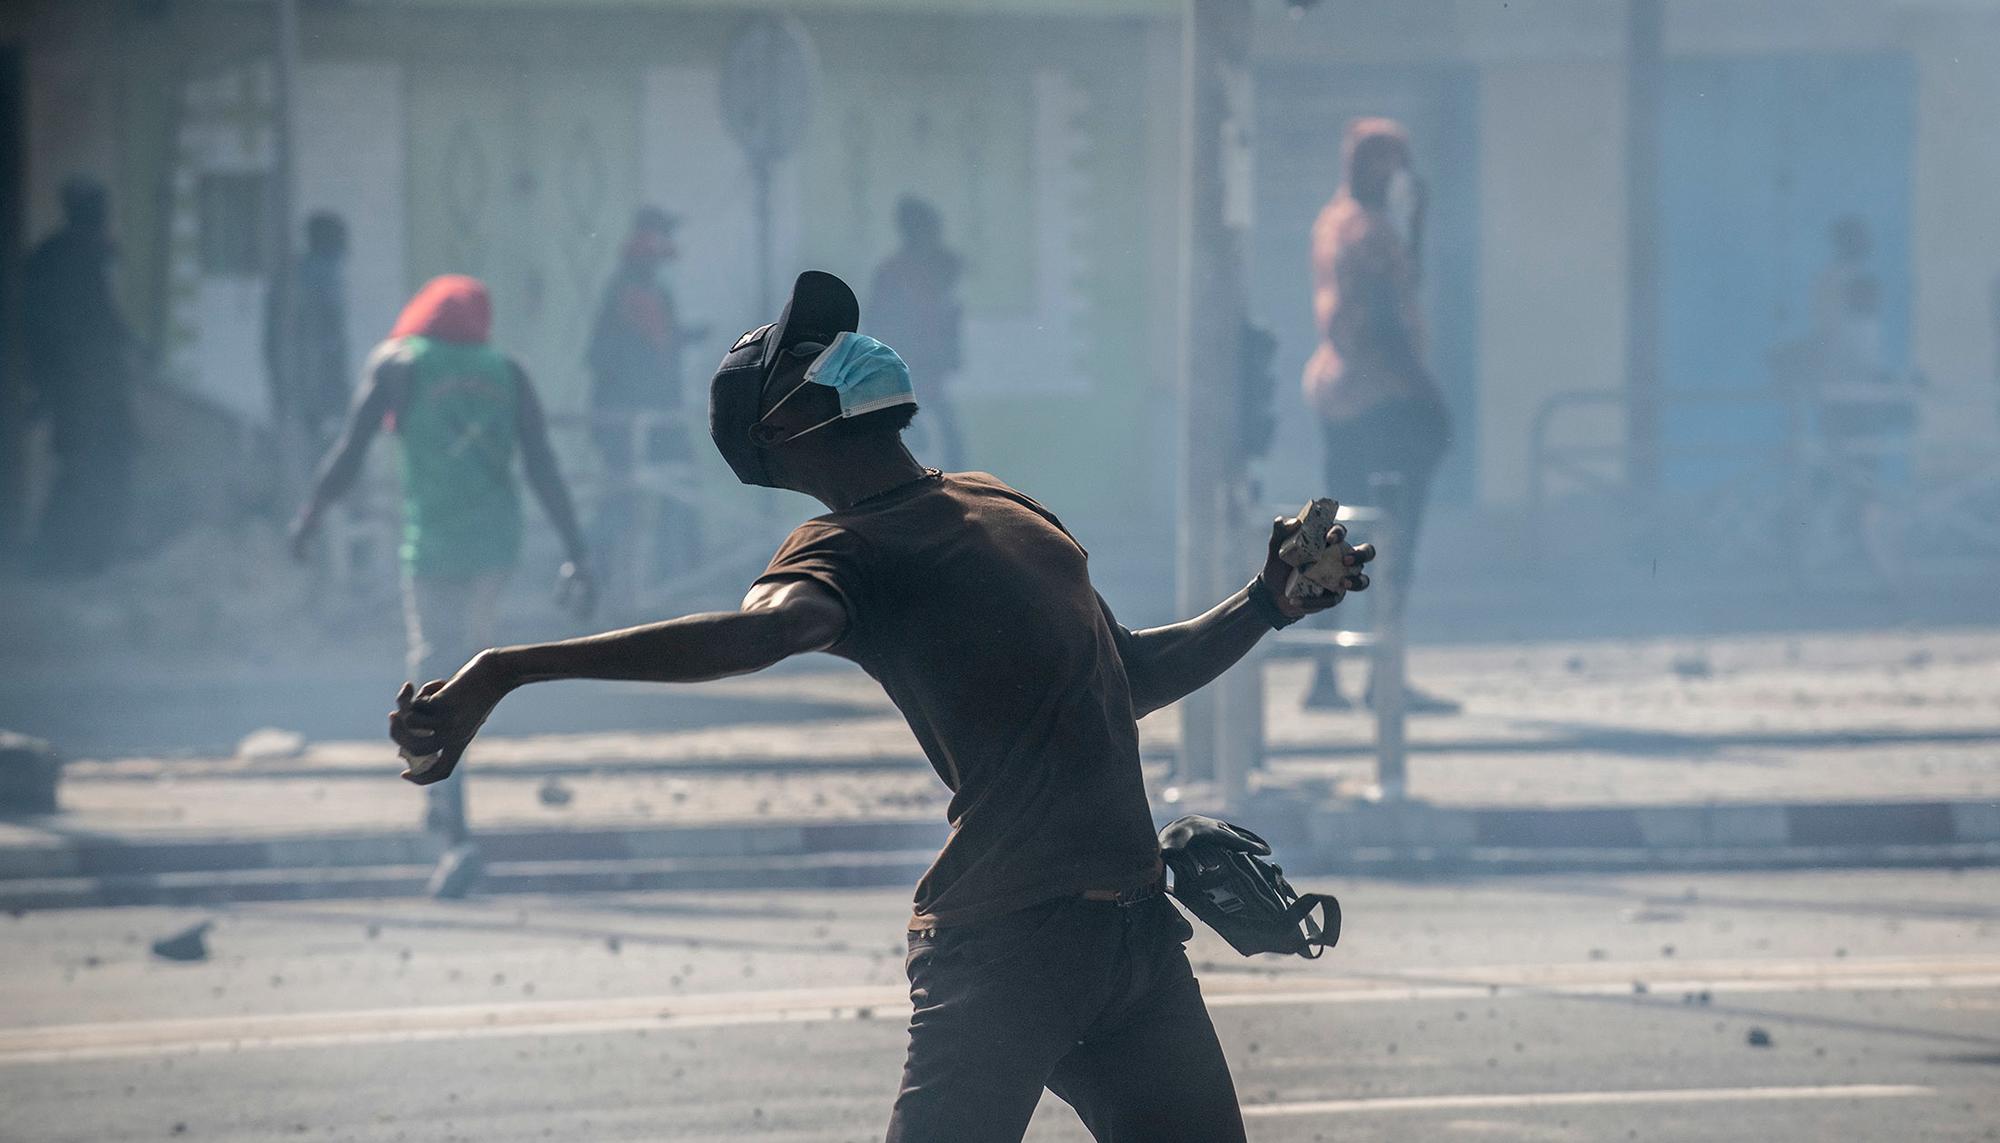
[1527,386,1803,518]
[1253,478,1410,801]
[543,409,794,615]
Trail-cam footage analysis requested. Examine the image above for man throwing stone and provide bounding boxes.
[388,271,1373,1142]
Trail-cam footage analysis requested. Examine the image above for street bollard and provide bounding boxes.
[1367,472,1407,802]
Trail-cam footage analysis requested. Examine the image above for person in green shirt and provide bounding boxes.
[291,275,591,887]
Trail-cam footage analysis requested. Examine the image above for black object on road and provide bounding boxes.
[0,732,61,813]
[150,920,212,962]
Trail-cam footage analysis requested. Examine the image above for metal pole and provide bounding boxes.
[1625,0,1664,500]
[269,0,303,501]
[1368,472,1407,801]
[752,155,773,321]
[1175,0,1250,794]
[1215,481,1258,807]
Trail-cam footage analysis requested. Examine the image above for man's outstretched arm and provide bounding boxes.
[493,577,843,687]
[1111,517,1372,719]
[388,578,846,783]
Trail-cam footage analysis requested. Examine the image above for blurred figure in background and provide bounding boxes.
[1990,271,2000,402]
[265,211,353,452]
[22,177,140,576]
[869,195,965,471]
[586,206,705,613]
[1813,215,1879,361]
[1301,118,1457,713]
[1804,215,1911,577]
[290,275,592,884]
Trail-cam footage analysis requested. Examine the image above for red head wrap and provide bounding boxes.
[389,275,492,344]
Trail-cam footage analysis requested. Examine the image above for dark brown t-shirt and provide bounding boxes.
[755,471,1162,925]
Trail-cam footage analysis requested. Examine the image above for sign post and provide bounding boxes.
[719,15,817,318]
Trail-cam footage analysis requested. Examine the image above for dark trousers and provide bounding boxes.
[887,894,1246,1143]
[35,409,134,576]
[1319,396,1450,592]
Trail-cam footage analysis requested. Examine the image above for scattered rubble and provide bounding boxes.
[236,728,307,762]
[428,844,483,900]
[1670,652,1714,680]
[537,777,574,807]
[150,921,212,963]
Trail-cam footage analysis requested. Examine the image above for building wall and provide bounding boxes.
[15,2,1180,545]
[1474,61,1629,506]
[1262,0,2000,507]
[26,0,1995,529]
[793,13,1175,534]
[1909,11,2000,471]
[298,62,407,365]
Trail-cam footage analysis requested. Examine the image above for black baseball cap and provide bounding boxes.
[769,270,858,359]
[709,270,862,486]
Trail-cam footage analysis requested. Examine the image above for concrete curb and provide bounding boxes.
[5,841,1996,912]
[0,818,949,880]
[64,721,2000,782]
[1,798,1995,910]
[61,753,940,782]
[0,850,943,910]
[1305,798,2000,859]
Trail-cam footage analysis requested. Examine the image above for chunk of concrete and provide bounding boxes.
[236,727,307,762]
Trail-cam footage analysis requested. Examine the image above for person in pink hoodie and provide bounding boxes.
[1302,117,1457,713]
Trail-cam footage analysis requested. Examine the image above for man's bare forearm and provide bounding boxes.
[484,609,806,691]
[523,459,588,565]
[1120,586,1275,718]
[300,435,366,522]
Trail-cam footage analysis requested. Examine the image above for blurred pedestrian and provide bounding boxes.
[868,195,965,471]
[1804,216,1912,577]
[1989,271,2000,401]
[1301,118,1457,713]
[22,177,141,576]
[265,211,352,451]
[386,270,1374,1141]
[585,207,706,611]
[290,275,592,879]
[1813,215,1878,360]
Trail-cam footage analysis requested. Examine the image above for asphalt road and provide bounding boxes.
[1,869,1996,1142]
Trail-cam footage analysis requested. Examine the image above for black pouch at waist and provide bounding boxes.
[1159,815,1340,959]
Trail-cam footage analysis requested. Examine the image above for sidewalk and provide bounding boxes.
[5,626,1998,907]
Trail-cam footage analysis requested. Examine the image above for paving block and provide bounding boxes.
[1705,805,1790,847]
[1474,808,1645,849]
[1787,802,1955,847]
[1949,801,2000,842]
[1310,801,1477,852]
[1634,807,1707,848]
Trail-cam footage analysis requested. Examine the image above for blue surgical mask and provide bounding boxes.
[755,332,915,444]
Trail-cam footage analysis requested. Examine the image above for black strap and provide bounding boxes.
[1245,576,1299,630]
[1285,893,1342,959]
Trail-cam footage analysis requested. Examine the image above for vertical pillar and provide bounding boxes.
[1367,473,1407,801]
[269,0,303,499]
[1625,0,1664,499]
[1176,0,1251,795]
